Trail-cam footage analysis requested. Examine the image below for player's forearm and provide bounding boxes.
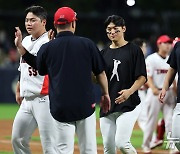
[129,76,146,95]
[147,76,157,90]
[162,67,176,91]
[16,44,27,56]
[16,81,23,105]
[16,81,20,94]
[96,71,109,95]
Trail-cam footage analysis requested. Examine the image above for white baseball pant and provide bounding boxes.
[172,103,180,151]
[53,112,97,154]
[142,88,175,148]
[100,104,141,154]
[11,95,57,154]
[137,89,148,132]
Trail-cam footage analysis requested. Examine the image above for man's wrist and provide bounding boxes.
[162,86,168,91]
[101,92,108,96]
[151,86,158,91]
[128,88,134,95]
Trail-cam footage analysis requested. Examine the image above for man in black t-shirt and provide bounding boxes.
[159,41,180,152]
[100,15,147,154]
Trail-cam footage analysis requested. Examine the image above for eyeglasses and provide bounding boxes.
[106,30,120,35]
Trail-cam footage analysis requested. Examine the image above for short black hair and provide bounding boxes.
[25,5,47,20]
[104,15,125,28]
[132,38,146,47]
[56,23,71,30]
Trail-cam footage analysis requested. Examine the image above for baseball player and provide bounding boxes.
[132,38,148,132]
[150,38,180,149]
[159,39,180,152]
[100,15,147,154]
[131,38,166,149]
[11,6,56,154]
[132,38,147,56]
[142,35,176,153]
[14,6,111,154]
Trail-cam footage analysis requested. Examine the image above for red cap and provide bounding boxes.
[54,7,77,25]
[156,35,172,45]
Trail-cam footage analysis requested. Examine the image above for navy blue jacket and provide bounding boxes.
[35,31,105,122]
[167,42,180,103]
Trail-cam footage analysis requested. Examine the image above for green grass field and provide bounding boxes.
[0,103,166,153]
[0,103,19,120]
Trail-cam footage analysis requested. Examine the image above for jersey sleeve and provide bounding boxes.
[36,43,48,75]
[167,43,179,70]
[134,46,147,80]
[91,41,105,75]
[145,56,154,77]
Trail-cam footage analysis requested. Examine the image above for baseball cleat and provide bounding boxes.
[150,139,163,149]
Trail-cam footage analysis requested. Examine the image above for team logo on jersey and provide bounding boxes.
[156,69,168,74]
[110,59,121,81]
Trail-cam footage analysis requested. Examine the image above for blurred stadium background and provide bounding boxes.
[0,0,180,103]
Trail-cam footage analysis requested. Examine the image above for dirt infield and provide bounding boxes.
[0,120,170,154]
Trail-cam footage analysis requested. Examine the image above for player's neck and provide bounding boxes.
[31,29,47,40]
[157,51,167,59]
[110,40,128,49]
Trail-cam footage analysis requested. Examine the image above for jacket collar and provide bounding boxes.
[56,31,74,38]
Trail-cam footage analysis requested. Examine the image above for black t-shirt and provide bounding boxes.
[36,31,105,122]
[167,42,180,103]
[100,42,147,117]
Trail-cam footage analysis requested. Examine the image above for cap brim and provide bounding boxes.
[165,39,173,43]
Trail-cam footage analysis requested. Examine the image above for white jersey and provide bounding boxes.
[19,32,49,98]
[146,52,169,89]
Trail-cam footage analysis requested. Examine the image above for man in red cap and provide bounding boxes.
[142,35,176,153]
[15,6,111,154]
[156,35,173,45]
[150,35,174,150]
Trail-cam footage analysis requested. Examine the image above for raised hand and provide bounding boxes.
[48,29,55,40]
[14,27,26,55]
[14,27,23,48]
